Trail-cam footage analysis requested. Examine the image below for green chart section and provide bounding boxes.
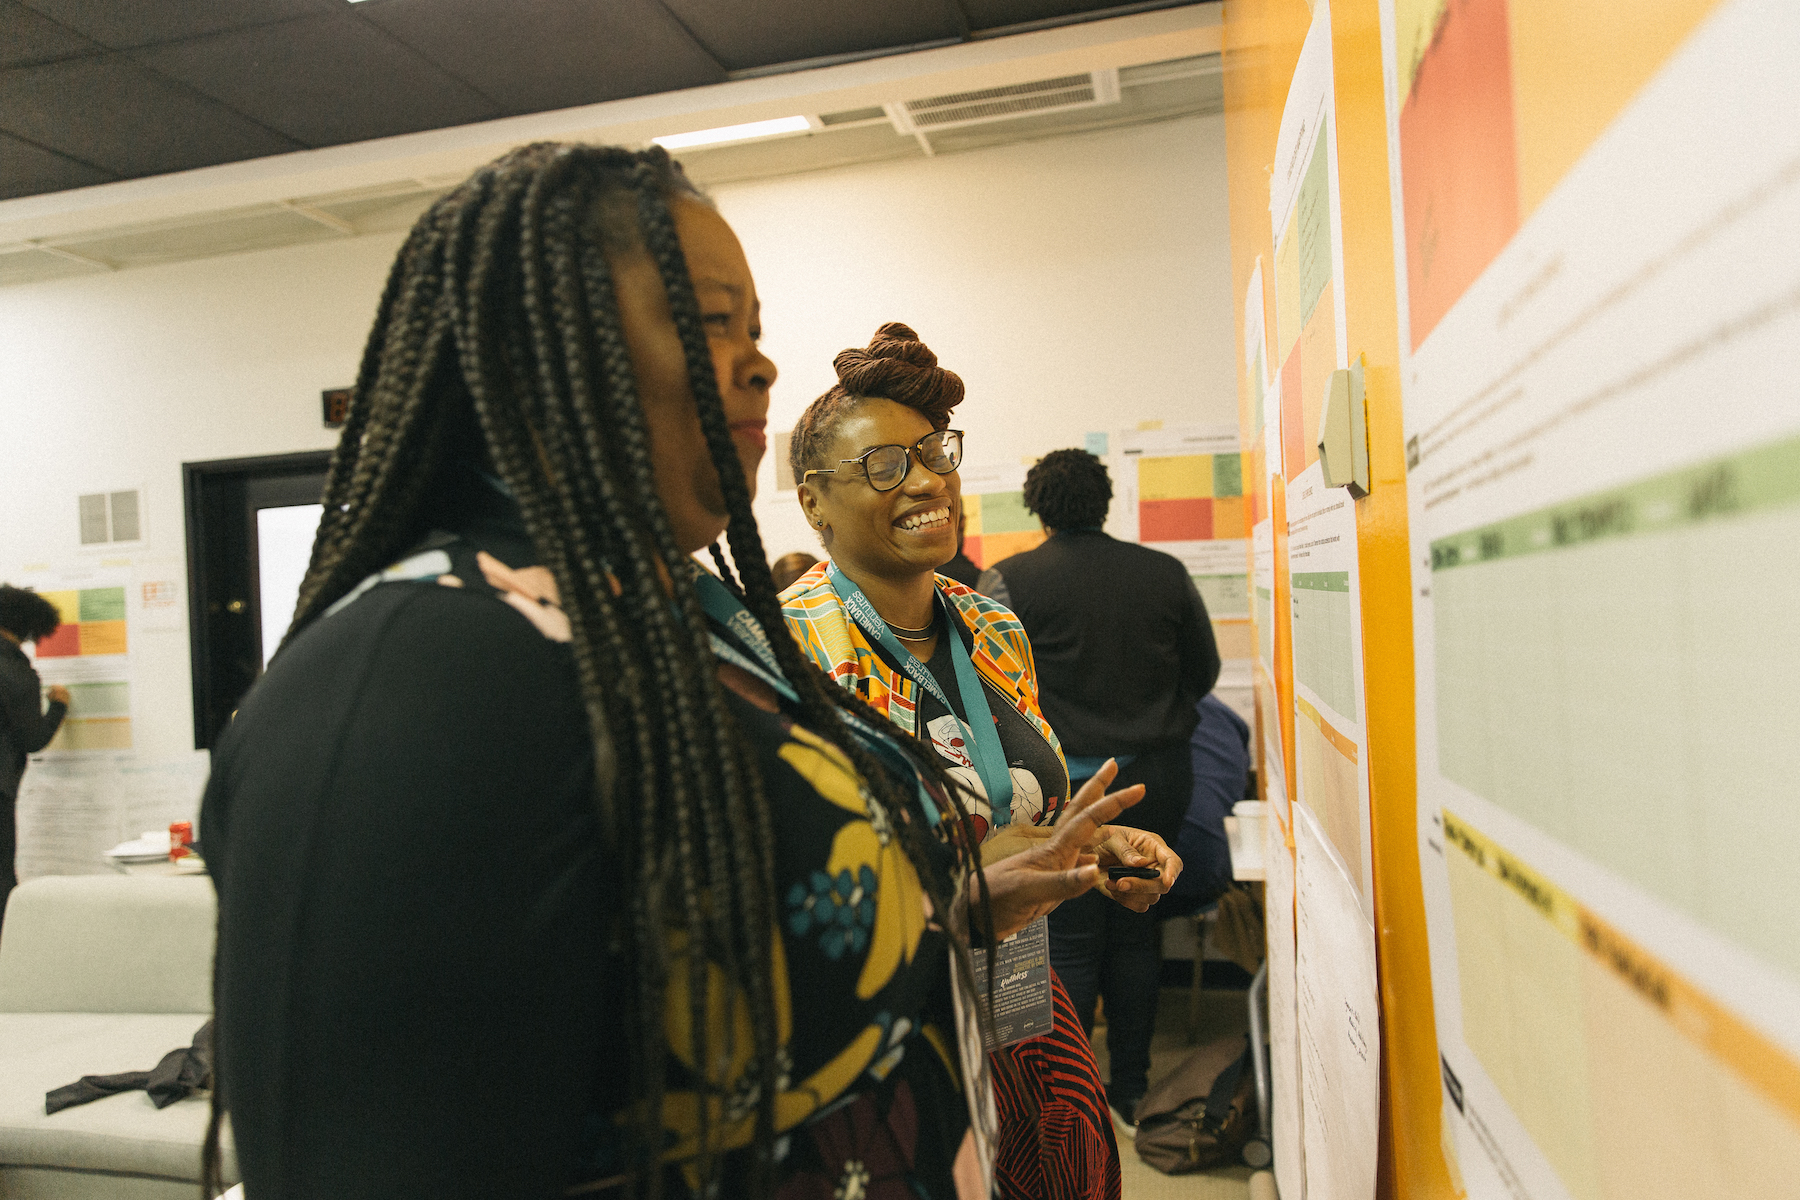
[1258,586,1276,670]
[1195,573,1249,619]
[1430,432,1800,979]
[1291,570,1357,720]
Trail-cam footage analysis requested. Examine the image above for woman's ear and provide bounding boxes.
[797,483,825,530]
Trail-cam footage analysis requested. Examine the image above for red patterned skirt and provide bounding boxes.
[992,968,1122,1200]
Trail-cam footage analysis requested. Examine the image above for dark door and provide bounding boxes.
[184,452,331,750]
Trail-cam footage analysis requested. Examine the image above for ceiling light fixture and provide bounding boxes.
[653,116,813,151]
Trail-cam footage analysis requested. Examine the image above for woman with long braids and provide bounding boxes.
[778,324,1183,1200]
[200,145,1146,1200]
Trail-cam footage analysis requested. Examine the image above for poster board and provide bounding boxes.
[1228,0,1800,1195]
[12,557,210,879]
[1383,0,1800,1195]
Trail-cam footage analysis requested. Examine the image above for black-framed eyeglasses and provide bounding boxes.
[803,429,964,493]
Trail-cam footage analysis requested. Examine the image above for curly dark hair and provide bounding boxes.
[1023,448,1113,530]
[0,585,61,643]
[206,144,991,1200]
[787,322,963,482]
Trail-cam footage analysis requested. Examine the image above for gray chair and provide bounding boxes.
[0,874,236,1199]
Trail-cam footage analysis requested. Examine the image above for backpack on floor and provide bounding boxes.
[1133,1033,1256,1174]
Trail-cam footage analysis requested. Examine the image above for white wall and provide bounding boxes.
[0,111,1229,761]
[722,113,1233,558]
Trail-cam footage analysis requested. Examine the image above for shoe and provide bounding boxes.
[1107,1087,1143,1129]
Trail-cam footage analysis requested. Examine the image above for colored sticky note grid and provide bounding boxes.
[31,587,129,657]
[976,491,1037,534]
[79,587,126,622]
[1139,455,1213,500]
[1212,496,1247,540]
[1212,453,1243,497]
[78,621,127,655]
[1141,498,1213,542]
[67,680,130,718]
[33,623,80,658]
[962,530,1046,570]
[39,590,79,625]
[50,718,132,752]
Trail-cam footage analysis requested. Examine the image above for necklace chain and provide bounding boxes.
[883,615,935,640]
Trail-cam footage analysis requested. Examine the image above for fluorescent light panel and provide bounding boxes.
[653,116,811,151]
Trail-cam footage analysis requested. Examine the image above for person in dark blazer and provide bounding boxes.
[0,585,69,926]
[979,448,1221,1124]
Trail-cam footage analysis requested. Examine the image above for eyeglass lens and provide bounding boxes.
[865,430,962,490]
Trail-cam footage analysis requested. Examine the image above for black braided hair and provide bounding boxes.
[204,143,992,1200]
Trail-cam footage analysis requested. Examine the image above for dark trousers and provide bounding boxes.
[1049,889,1162,1099]
[1049,742,1192,1101]
[1,794,15,940]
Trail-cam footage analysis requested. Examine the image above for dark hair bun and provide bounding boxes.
[831,321,963,426]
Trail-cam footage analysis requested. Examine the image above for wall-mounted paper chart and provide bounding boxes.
[1113,423,1249,579]
[32,586,127,658]
[958,461,1042,570]
[27,574,133,753]
[1388,1,1800,1195]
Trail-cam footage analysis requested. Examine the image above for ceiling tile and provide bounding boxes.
[133,14,502,147]
[358,0,724,117]
[0,0,99,68]
[14,0,332,49]
[0,55,303,177]
[0,129,112,199]
[659,0,964,71]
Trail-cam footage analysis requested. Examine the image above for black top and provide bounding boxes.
[938,552,981,591]
[0,638,65,799]
[979,530,1220,757]
[203,501,969,1199]
[910,615,1069,839]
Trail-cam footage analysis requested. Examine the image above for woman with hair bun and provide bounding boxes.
[780,323,1182,1200]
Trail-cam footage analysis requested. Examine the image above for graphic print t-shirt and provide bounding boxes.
[912,618,1067,841]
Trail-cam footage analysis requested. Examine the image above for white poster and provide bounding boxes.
[1294,801,1380,1200]
[17,563,134,755]
[1284,465,1374,914]
[1266,795,1305,1198]
[1382,0,1800,1195]
[15,751,210,879]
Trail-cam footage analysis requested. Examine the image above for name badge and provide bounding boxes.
[970,915,1054,1050]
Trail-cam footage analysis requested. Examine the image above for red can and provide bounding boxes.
[169,821,194,862]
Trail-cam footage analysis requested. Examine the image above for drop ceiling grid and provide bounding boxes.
[0,0,1212,201]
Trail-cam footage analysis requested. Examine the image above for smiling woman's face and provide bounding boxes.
[609,197,776,554]
[800,397,961,582]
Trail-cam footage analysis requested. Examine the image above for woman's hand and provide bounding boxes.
[1092,825,1182,912]
[972,760,1146,941]
[977,821,1055,866]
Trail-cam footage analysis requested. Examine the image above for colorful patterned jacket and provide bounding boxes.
[778,560,1068,776]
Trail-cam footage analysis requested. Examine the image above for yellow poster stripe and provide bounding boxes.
[1444,811,1800,1128]
[1295,695,1359,763]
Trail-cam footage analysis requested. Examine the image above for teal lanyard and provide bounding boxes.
[827,564,1014,828]
[691,570,943,828]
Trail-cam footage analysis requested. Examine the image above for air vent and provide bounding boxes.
[78,490,142,545]
[818,106,886,126]
[886,69,1120,134]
